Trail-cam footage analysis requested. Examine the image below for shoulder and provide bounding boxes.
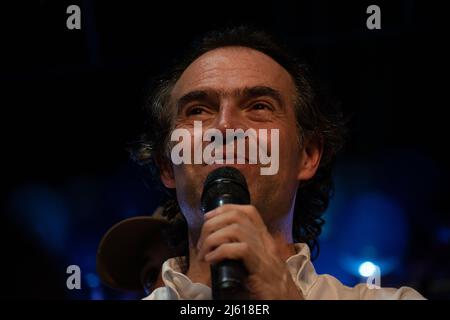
[142,286,178,300]
[355,283,426,300]
[307,273,425,300]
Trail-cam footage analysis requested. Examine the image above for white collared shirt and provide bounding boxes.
[143,243,425,300]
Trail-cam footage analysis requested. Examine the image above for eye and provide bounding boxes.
[251,103,272,111]
[187,106,206,116]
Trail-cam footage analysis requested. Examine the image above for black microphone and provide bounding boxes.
[200,166,251,300]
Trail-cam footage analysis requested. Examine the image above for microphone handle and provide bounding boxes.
[211,260,249,300]
[210,193,249,300]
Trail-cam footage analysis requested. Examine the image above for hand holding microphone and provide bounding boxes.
[198,167,304,300]
[200,166,251,300]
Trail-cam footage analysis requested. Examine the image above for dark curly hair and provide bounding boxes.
[130,26,346,266]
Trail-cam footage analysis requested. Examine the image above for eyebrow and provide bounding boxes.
[176,90,213,111]
[176,86,284,111]
[239,86,284,107]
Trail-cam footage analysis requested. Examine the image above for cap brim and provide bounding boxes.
[96,216,175,292]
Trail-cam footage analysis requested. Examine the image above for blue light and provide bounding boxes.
[336,192,408,277]
[9,184,70,254]
[90,287,104,300]
[359,261,376,277]
[437,227,450,244]
[86,273,100,288]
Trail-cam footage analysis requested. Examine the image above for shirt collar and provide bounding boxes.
[161,256,212,299]
[286,243,318,295]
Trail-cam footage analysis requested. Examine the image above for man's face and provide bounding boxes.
[160,47,318,240]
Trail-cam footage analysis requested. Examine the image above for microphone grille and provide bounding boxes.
[204,166,248,190]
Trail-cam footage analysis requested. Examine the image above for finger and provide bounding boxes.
[198,223,254,260]
[197,209,252,250]
[205,242,256,270]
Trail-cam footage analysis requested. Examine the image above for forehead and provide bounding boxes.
[171,46,296,99]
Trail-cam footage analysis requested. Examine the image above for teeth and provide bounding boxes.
[202,151,249,164]
[201,147,261,164]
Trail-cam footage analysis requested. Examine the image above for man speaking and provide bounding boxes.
[99,26,424,300]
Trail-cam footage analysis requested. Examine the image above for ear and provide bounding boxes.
[297,137,323,181]
[156,157,176,189]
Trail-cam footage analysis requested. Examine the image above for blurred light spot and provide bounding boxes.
[86,273,100,288]
[359,261,376,277]
[9,185,70,253]
[338,192,408,277]
[90,287,104,300]
[437,227,450,244]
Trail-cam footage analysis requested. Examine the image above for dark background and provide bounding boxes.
[1,0,448,299]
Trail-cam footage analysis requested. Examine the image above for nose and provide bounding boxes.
[213,103,247,135]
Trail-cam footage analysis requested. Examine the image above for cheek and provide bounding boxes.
[173,165,202,202]
[173,165,193,191]
[276,130,303,180]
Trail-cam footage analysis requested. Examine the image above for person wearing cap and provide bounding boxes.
[98,27,425,300]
